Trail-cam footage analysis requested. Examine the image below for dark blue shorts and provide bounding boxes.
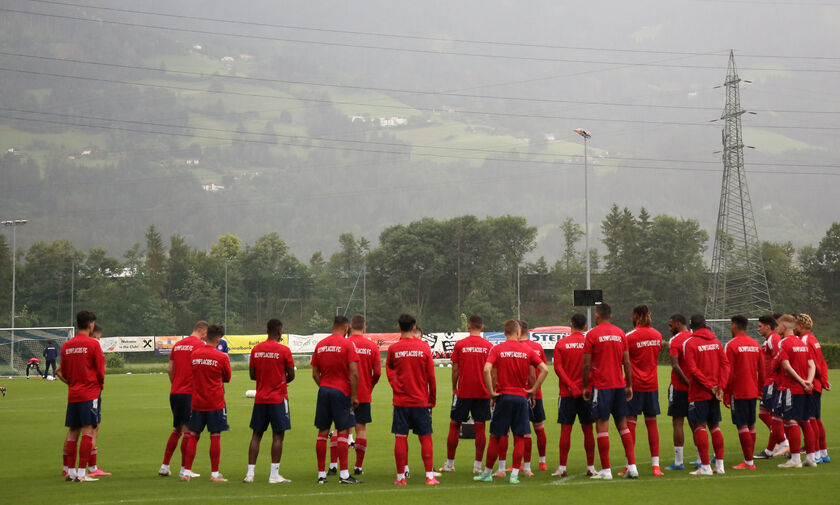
[770,387,784,416]
[591,387,628,421]
[729,397,757,426]
[807,391,821,419]
[667,385,689,418]
[314,387,356,431]
[628,390,660,417]
[354,402,372,425]
[688,399,721,425]
[189,408,230,433]
[170,394,192,428]
[557,396,593,425]
[779,390,809,421]
[250,400,291,434]
[65,398,101,429]
[450,396,491,423]
[391,406,433,436]
[490,394,531,437]
[529,398,546,423]
[760,384,776,411]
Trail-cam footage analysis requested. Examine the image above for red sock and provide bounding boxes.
[758,410,772,429]
[645,417,660,458]
[784,423,801,455]
[816,418,827,451]
[354,437,367,468]
[163,430,181,465]
[523,433,532,463]
[582,424,596,466]
[316,435,327,472]
[419,434,434,473]
[485,434,500,469]
[78,434,94,471]
[558,424,573,466]
[180,430,190,466]
[474,422,486,462]
[337,434,349,472]
[738,427,752,462]
[801,420,816,454]
[183,432,199,471]
[89,447,97,466]
[693,426,710,465]
[597,430,611,469]
[330,433,338,465]
[395,435,408,474]
[446,421,460,460]
[710,426,724,460]
[498,435,509,463]
[768,417,785,451]
[535,423,547,458]
[620,428,636,465]
[209,433,221,473]
[64,437,77,468]
[749,427,756,451]
[512,435,526,470]
[627,417,638,445]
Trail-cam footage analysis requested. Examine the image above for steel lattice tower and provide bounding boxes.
[705,50,771,319]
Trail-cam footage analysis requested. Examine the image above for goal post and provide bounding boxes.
[0,326,74,375]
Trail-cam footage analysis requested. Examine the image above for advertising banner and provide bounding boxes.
[99,336,154,353]
[527,326,572,349]
[154,335,186,355]
[226,334,289,355]
[420,332,468,360]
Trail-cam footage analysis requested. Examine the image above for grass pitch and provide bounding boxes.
[2,367,839,505]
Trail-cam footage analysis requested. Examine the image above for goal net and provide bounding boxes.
[705,318,760,344]
[0,327,74,376]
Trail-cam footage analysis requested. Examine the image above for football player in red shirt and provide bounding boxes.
[776,314,817,468]
[795,313,831,463]
[387,314,438,486]
[665,314,696,470]
[57,310,105,482]
[625,305,663,476]
[84,325,110,478]
[243,319,295,484]
[474,320,548,484]
[440,314,493,474]
[181,324,232,482]
[755,315,787,459]
[311,315,361,484]
[518,320,549,474]
[683,315,729,476]
[582,303,637,480]
[724,315,764,470]
[159,321,207,479]
[347,314,381,475]
[552,313,596,477]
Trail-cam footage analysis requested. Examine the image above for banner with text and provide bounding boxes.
[226,334,289,354]
[154,335,186,355]
[99,336,155,353]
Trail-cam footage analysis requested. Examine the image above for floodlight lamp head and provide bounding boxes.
[574,129,591,139]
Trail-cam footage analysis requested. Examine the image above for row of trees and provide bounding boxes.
[0,211,838,339]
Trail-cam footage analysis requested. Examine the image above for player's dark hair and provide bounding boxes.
[48,340,55,346]
[595,303,611,318]
[570,313,586,330]
[504,319,520,336]
[669,314,687,326]
[398,313,416,332]
[731,314,749,331]
[758,315,777,328]
[207,324,225,340]
[350,314,365,331]
[333,315,349,326]
[92,324,102,335]
[518,320,529,333]
[468,314,483,329]
[689,314,706,331]
[76,310,96,329]
[772,313,783,321]
[633,305,651,326]
[266,318,283,336]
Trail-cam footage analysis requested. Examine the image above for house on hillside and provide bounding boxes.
[378,117,408,127]
[202,183,225,192]
[220,56,235,62]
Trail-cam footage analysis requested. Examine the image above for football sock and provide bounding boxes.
[209,433,221,473]
[534,423,547,459]
[674,446,684,466]
[512,435,526,471]
[337,435,349,472]
[419,434,434,473]
[738,427,752,462]
[710,426,724,461]
[645,417,660,460]
[582,424,596,466]
[78,434,94,473]
[270,463,279,479]
[768,417,785,451]
[316,435,327,473]
[474,422,486,462]
[64,437,77,470]
[749,426,756,449]
[784,422,801,455]
[498,435,509,465]
[627,417,638,444]
[330,433,339,466]
[693,426,710,466]
[558,424,573,466]
[89,447,97,468]
[485,435,500,469]
[447,421,460,460]
[355,437,367,468]
[620,428,636,465]
[597,430,611,469]
[815,418,827,451]
[246,464,255,477]
[163,429,181,465]
[394,434,408,475]
[758,410,772,429]
[801,420,816,455]
[523,433,532,463]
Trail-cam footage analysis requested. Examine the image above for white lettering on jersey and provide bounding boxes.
[355,347,373,356]
[563,342,585,349]
[499,351,528,359]
[395,350,425,358]
[317,345,343,353]
[598,335,623,343]
[65,347,88,354]
[253,351,280,359]
[790,346,809,353]
[635,340,660,348]
[192,358,219,367]
[737,346,760,353]
[696,344,720,352]
[461,347,489,354]
[173,344,195,353]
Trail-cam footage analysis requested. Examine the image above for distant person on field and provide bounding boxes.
[26,357,42,378]
[43,341,58,378]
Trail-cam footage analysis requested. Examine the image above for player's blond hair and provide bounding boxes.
[777,314,796,330]
[796,313,813,330]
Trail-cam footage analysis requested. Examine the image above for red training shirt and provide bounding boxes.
[170,335,204,395]
[669,330,692,391]
[724,333,764,400]
[190,343,231,411]
[311,334,359,396]
[626,326,662,392]
[486,339,543,397]
[778,335,814,395]
[763,332,783,386]
[801,332,829,394]
[520,337,547,399]
[60,333,105,403]
[348,334,381,404]
[386,337,436,407]
[450,334,493,399]
[554,332,586,398]
[249,339,294,404]
[683,328,730,402]
[583,323,628,390]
